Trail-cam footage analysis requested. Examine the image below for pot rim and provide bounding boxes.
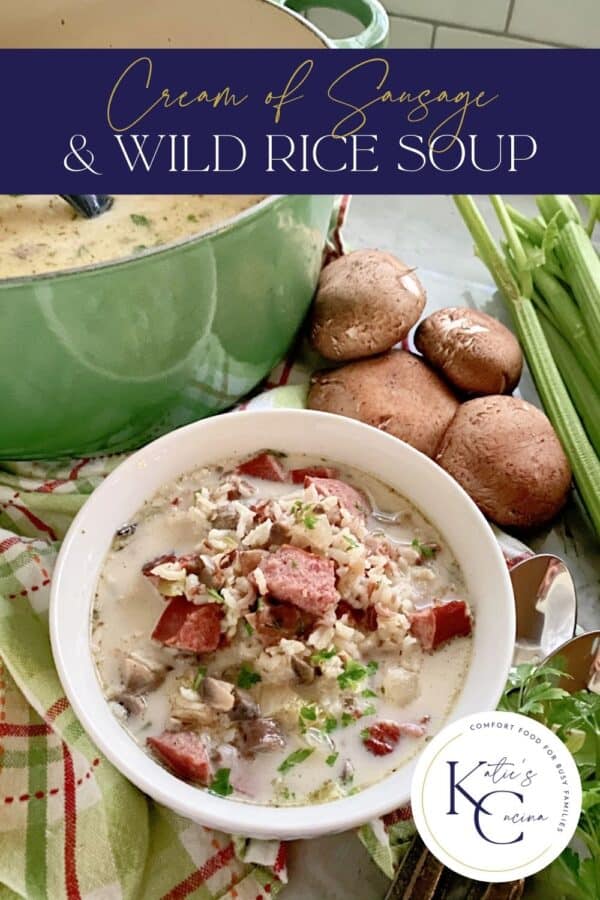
[0,194,293,288]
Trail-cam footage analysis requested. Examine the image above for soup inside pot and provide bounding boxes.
[0,194,263,278]
[92,451,473,806]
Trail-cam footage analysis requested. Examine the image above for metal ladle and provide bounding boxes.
[510,553,577,665]
[59,195,113,218]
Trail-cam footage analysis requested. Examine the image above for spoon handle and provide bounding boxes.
[60,195,114,218]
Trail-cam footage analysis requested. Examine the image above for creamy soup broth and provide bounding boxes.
[0,194,263,277]
[92,453,473,806]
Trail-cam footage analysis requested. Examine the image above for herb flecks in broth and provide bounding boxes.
[0,194,263,278]
[92,452,473,806]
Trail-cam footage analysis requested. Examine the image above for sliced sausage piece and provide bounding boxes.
[236,452,287,482]
[147,731,211,784]
[238,717,285,755]
[152,597,222,653]
[255,599,316,647]
[290,466,339,483]
[260,545,339,616]
[409,600,472,651]
[305,476,370,518]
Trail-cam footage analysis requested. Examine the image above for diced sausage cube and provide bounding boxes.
[152,597,222,653]
[236,453,287,482]
[147,731,211,784]
[409,600,472,651]
[305,476,370,518]
[290,466,339,483]
[260,545,339,616]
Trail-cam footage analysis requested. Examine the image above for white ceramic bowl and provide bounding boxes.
[50,409,514,839]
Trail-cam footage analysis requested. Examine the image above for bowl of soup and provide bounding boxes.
[50,409,514,838]
[0,0,388,459]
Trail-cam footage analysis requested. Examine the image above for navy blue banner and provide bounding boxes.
[0,49,597,193]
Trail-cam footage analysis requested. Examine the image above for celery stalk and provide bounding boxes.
[490,195,532,298]
[557,221,600,348]
[454,195,600,536]
[529,265,600,387]
[584,194,600,235]
[537,195,581,227]
[540,315,600,455]
[506,204,545,245]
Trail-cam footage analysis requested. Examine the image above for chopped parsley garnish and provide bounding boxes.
[299,705,317,722]
[340,712,355,727]
[192,665,207,691]
[303,512,318,530]
[411,538,439,559]
[278,748,314,773]
[338,659,369,690]
[325,752,339,767]
[342,534,359,549]
[362,689,377,699]
[236,664,262,689]
[210,768,233,796]
[362,704,377,717]
[242,618,254,636]
[324,716,338,733]
[207,588,224,603]
[360,727,370,740]
[366,661,379,675]
[130,213,150,227]
[311,648,337,665]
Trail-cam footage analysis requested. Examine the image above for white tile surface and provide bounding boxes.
[388,15,434,47]
[385,0,510,30]
[509,0,600,47]
[434,25,552,48]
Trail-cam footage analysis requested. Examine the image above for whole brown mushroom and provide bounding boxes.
[415,307,523,395]
[436,396,572,529]
[310,249,426,361]
[308,350,459,458]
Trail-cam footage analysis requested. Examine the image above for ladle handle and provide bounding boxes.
[60,195,114,218]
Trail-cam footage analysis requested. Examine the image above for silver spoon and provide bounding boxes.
[510,554,577,665]
[543,630,600,693]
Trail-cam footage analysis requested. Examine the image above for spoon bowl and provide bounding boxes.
[544,630,600,693]
[510,554,577,665]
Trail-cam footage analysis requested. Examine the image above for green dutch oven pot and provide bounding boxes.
[0,0,387,459]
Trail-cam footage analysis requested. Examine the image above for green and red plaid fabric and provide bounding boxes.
[0,461,288,899]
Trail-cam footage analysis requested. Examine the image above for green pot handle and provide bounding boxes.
[274,0,389,49]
